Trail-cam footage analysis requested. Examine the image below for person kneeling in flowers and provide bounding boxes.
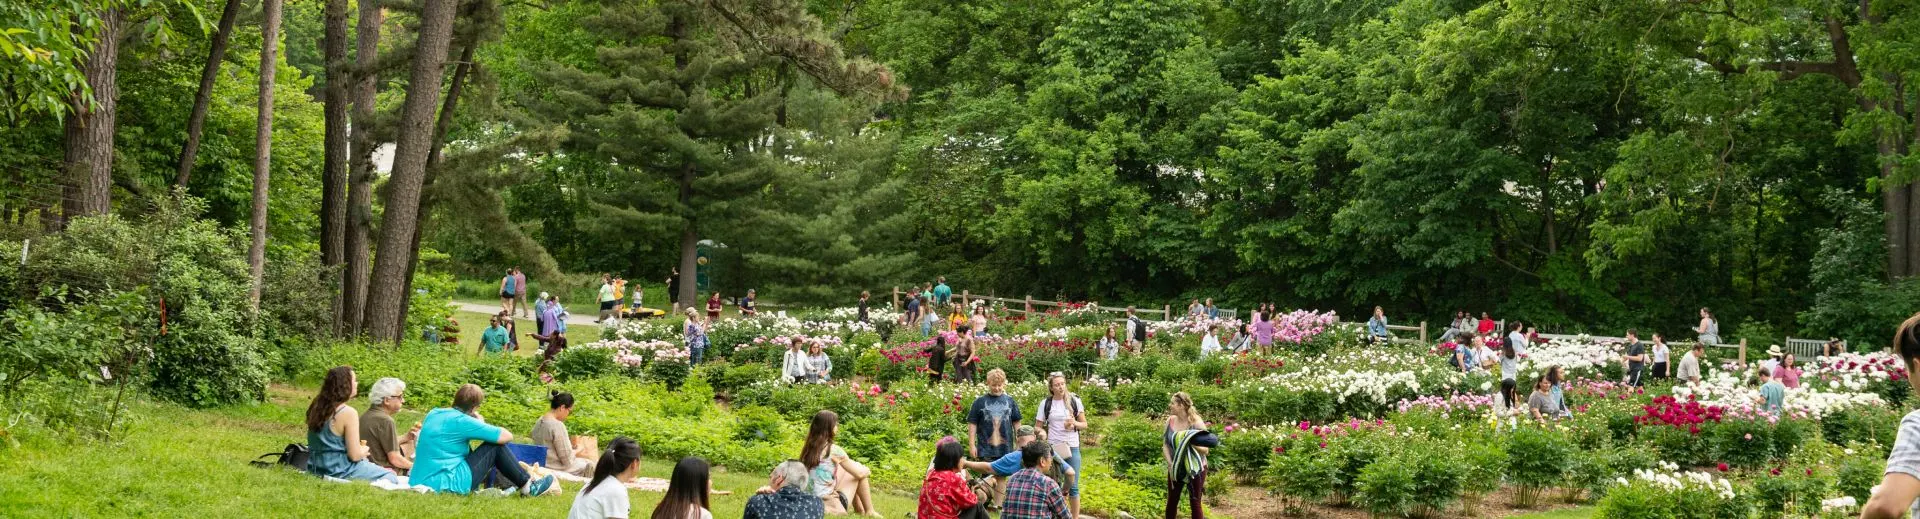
[1858,314,1920,519]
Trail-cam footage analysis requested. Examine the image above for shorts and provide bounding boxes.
[500,291,515,299]
[599,300,616,311]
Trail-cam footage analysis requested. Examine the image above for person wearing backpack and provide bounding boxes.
[1037,373,1087,519]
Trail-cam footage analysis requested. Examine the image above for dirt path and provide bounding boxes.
[1209,483,1590,519]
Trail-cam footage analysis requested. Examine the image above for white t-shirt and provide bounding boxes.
[568,479,632,519]
[1507,332,1528,356]
[1040,396,1083,447]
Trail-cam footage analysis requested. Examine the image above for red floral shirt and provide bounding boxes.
[916,470,977,519]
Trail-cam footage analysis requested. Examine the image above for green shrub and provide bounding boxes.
[836,415,906,462]
[1103,416,1165,474]
[552,346,618,381]
[1354,451,1418,517]
[646,359,691,390]
[732,405,787,445]
[1821,406,1898,451]
[1505,425,1573,507]
[1214,429,1280,483]
[1266,442,1339,509]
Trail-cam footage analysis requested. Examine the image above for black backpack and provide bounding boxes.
[252,443,310,471]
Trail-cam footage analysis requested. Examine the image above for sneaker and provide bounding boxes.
[524,474,555,497]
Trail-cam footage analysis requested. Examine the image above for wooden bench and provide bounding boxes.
[1783,337,1843,358]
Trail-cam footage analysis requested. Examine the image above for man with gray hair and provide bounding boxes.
[746,461,824,519]
[359,377,417,473]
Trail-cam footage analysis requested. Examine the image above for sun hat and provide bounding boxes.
[1766,345,1783,357]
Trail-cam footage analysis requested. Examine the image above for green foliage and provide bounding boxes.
[1504,425,1574,505]
[551,346,618,381]
[1799,191,1920,347]
[0,290,152,397]
[1102,415,1165,474]
[732,405,787,445]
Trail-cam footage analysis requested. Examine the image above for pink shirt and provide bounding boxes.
[1774,366,1800,388]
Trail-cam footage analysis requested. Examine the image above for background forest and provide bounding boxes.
[6,0,1920,349]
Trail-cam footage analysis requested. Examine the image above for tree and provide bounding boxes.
[0,0,113,121]
[59,6,127,231]
[320,0,350,318]
[339,0,384,336]
[174,0,243,187]
[247,0,285,311]
[361,0,461,341]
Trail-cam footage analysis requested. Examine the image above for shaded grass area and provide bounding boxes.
[0,384,918,518]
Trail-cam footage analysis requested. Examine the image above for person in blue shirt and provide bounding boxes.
[1756,370,1786,414]
[412,384,555,496]
[1366,306,1391,345]
[934,277,952,305]
[478,316,509,356]
[957,425,1074,509]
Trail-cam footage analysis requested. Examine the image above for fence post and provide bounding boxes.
[1738,339,1748,367]
[1163,304,1171,321]
[892,286,899,309]
[1419,321,1428,344]
[1025,296,1032,315]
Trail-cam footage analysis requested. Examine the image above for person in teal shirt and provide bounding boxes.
[478,317,509,355]
[1757,370,1787,414]
[934,277,952,305]
[412,384,555,496]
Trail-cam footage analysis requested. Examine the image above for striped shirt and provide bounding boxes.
[1884,410,1920,516]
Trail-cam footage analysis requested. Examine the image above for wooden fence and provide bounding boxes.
[890,287,1240,322]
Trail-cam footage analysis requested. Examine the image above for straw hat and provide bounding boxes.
[1766,345,1783,357]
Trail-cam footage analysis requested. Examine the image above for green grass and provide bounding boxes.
[0,384,918,518]
[448,308,605,355]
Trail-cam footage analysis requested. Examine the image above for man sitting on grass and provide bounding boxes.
[360,377,417,475]
[1002,442,1071,519]
[747,461,824,519]
[412,384,555,496]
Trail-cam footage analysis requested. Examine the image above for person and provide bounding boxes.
[1473,334,1497,374]
[922,283,936,304]
[412,384,556,496]
[1498,339,1520,410]
[541,294,571,365]
[1187,299,1204,317]
[934,277,952,305]
[500,269,519,315]
[1526,325,1542,347]
[534,292,554,351]
[1777,353,1802,388]
[1366,306,1390,345]
[304,366,399,483]
[970,307,989,337]
[631,283,646,313]
[1826,338,1847,357]
[361,377,417,475]
[806,341,834,384]
[1676,343,1704,384]
[1452,332,1476,373]
[800,411,879,517]
[1858,314,1920,519]
[1163,392,1217,519]
[1199,325,1222,357]
[1476,312,1496,335]
[919,439,985,519]
[513,268,530,319]
[568,437,643,519]
[1761,345,1784,373]
[707,292,723,320]
[1546,365,1572,418]
[666,268,681,310]
[533,392,596,478]
[596,274,618,323]
[478,316,509,356]
[926,335,949,383]
[952,329,978,383]
[1650,333,1671,379]
[1127,306,1148,354]
[1505,321,1528,356]
[1204,298,1219,319]
[683,308,709,365]
[857,291,871,324]
[742,289,758,317]
[1223,323,1249,354]
[949,305,968,333]
[957,426,1076,510]
[1622,329,1647,387]
[499,311,520,352]
[1442,311,1470,342]
[923,301,941,338]
[1694,307,1720,346]
[1253,308,1274,355]
[1037,373,1086,518]
[1527,376,1562,421]
[1756,370,1786,414]
[611,276,629,319]
[1098,325,1121,361]
[747,461,826,519]
[653,457,714,519]
[784,337,811,384]
[1003,441,1071,519]
[969,370,1023,462]
[904,293,922,329]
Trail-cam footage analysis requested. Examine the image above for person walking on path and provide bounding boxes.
[596,275,618,323]
[1162,392,1217,519]
[512,268,529,319]
[499,269,519,315]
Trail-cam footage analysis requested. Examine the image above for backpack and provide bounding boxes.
[1040,396,1083,427]
[251,443,310,471]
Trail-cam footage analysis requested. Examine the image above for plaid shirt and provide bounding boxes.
[1002,468,1069,519]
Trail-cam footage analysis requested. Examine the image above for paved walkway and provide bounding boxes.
[452,301,601,326]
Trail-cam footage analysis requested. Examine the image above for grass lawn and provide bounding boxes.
[0,384,919,518]
[448,307,604,357]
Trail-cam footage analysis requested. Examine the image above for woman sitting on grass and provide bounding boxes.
[801,410,880,517]
[304,366,398,483]
[569,436,642,519]
[651,457,714,519]
[532,391,595,478]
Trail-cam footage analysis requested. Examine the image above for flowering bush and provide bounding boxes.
[1596,463,1750,519]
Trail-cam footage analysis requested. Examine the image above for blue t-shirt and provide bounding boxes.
[412,408,505,494]
[502,276,517,295]
[988,448,1072,477]
[967,393,1023,454]
[933,284,952,303]
[1760,381,1787,413]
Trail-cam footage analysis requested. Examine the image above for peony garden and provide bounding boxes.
[294,302,1911,519]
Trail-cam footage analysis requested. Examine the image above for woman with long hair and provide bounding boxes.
[569,437,643,519]
[1040,373,1088,518]
[1499,339,1520,412]
[1162,392,1216,519]
[651,457,713,519]
[927,335,949,383]
[1694,307,1719,346]
[304,366,397,482]
[801,410,879,517]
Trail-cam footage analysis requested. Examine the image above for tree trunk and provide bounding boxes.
[59,7,125,230]
[248,0,284,312]
[340,0,385,337]
[321,0,350,328]
[393,42,476,336]
[173,0,242,188]
[669,13,701,308]
[363,0,459,342]
[1885,138,1910,278]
